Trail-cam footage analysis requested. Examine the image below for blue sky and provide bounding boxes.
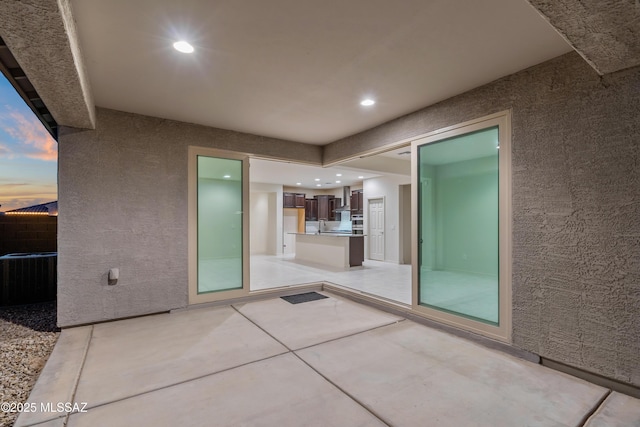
[0,73,57,212]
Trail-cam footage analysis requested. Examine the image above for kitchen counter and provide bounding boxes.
[289,233,365,268]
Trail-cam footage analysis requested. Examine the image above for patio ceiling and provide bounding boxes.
[68,0,571,144]
[1,1,636,144]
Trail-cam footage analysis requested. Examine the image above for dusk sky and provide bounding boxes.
[0,73,57,212]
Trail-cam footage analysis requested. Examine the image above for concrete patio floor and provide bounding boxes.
[16,291,640,427]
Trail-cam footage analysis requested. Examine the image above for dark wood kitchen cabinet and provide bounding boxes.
[328,198,341,221]
[305,199,318,220]
[315,195,342,220]
[349,236,365,266]
[294,193,306,208]
[283,192,305,208]
[283,192,295,208]
[351,190,363,214]
[315,195,331,220]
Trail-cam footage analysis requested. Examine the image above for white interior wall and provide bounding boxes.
[363,175,411,263]
[399,184,412,264]
[250,192,269,254]
[250,182,283,255]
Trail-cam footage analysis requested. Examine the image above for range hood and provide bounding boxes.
[333,186,351,212]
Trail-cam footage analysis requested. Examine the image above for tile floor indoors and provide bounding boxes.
[16,291,640,427]
[250,254,412,303]
[251,254,499,322]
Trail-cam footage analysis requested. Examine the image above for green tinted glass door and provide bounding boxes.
[197,155,244,294]
[189,147,249,304]
[418,126,500,324]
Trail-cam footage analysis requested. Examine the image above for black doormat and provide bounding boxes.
[281,292,329,304]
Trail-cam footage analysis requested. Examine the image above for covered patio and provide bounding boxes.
[16,290,640,426]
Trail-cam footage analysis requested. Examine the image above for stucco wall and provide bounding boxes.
[326,52,640,387]
[0,0,95,129]
[57,108,322,326]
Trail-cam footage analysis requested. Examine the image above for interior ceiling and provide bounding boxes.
[250,159,380,190]
[70,0,572,145]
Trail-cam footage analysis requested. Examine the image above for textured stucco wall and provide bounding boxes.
[57,108,322,326]
[0,0,95,128]
[526,0,640,75]
[326,52,640,387]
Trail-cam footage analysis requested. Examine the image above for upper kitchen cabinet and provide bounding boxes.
[283,192,295,208]
[328,198,341,221]
[351,190,364,214]
[314,195,341,220]
[283,192,305,208]
[315,195,331,220]
[305,198,318,220]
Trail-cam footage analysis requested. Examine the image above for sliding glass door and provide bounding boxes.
[189,147,249,304]
[412,113,511,342]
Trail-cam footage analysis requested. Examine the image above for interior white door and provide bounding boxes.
[283,211,298,255]
[369,198,385,261]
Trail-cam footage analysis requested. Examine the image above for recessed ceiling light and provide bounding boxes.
[223,174,231,179]
[336,180,341,183]
[336,173,342,177]
[314,178,320,181]
[173,41,194,53]
[316,184,322,187]
[360,99,375,106]
[296,182,302,185]
[358,176,364,179]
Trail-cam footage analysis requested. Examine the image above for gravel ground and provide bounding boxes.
[0,302,59,427]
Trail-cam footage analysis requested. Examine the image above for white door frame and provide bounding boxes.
[411,110,512,343]
[399,184,412,265]
[188,146,251,305]
[368,197,385,261]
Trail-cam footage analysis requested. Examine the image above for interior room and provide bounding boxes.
[247,155,412,304]
[246,125,502,324]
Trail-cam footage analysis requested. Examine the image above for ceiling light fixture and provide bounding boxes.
[336,173,342,177]
[223,175,231,179]
[173,41,194,53]
[296,182,302,185]
[316,184,322,187]
[358,176,364,179]
[360,99,375,106]
[336,180,341,183]
[314,178,320,181]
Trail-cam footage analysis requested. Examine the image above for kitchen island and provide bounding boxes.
[290,233,365,268]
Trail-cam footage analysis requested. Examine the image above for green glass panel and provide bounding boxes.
[197,156,243,293]
[418,127,499,325]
